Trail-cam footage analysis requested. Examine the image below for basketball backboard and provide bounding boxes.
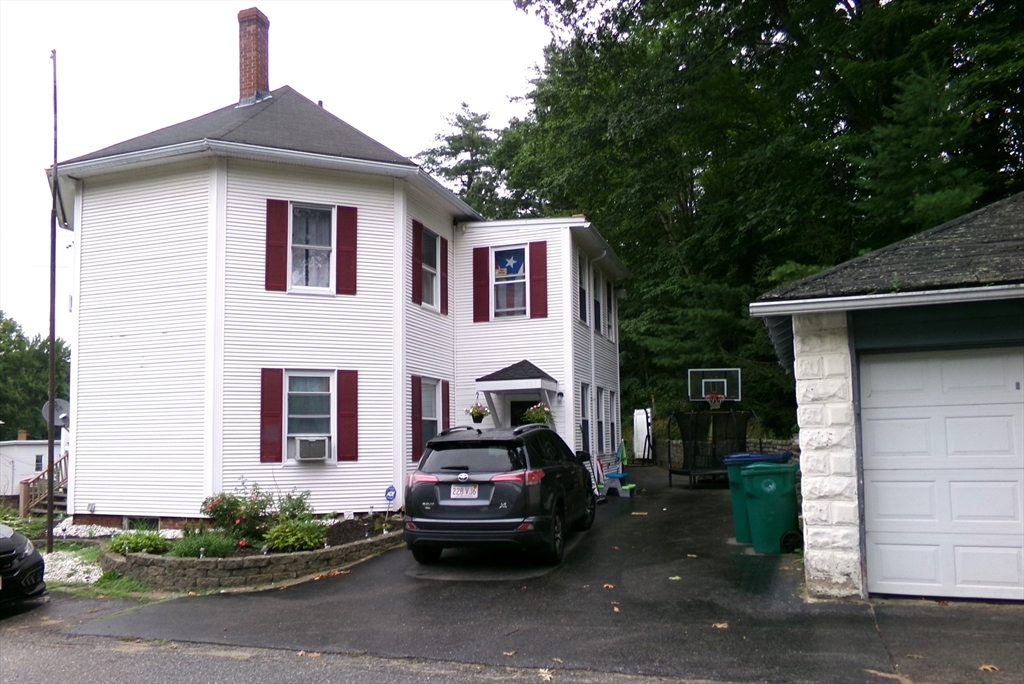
[687,368,741,403]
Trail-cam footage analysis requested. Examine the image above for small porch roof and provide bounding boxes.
[475,360,559,393]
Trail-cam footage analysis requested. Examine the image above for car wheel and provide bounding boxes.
[538,509,565,565]
[574,489,596,531]
[411,546,442,565]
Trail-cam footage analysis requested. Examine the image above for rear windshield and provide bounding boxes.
[420,444,527,474]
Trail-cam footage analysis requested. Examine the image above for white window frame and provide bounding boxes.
[609,390,617,450]
[597,387,605,454]
[288,203,335,293]
[593,270,603,335]
[578,252,588,323]
[285,370,335,463]
[421,377,441,445]
[421,228,439,310]
[35,454,44,471]
[491,244,528,318]
[580,382,590,453]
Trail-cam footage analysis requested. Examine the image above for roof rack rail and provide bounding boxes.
[437,425,475,437]
[513,424,550,435]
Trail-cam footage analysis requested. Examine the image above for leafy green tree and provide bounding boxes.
[416,103,543,219]
[499,0,1022,433]
[0,311,70,441]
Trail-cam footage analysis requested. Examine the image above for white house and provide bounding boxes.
[53,8,628,528]
[750,193,1023,601]
[0,439,47,497]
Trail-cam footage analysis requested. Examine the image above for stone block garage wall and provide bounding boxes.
[792,312,864,598]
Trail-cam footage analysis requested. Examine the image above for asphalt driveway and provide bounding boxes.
[69,466,1023,683]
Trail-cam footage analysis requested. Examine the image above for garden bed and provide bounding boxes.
[97,514,406,592]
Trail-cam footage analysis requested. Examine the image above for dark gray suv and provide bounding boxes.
[404,424,596,565]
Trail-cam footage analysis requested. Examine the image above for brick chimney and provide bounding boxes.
[17,429,28,441]
[238,7,270,105]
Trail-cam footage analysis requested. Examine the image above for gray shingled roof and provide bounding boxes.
[476,360,557,383]
[64,86,414,167]
[758,192,1024,302]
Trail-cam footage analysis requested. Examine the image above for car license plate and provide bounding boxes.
[451,484,478,499]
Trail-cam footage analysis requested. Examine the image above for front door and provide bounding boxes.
[510,400,535,427]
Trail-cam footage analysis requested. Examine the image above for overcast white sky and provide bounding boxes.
[0,0,552,340]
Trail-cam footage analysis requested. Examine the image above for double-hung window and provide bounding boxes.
[596,387,605,454]
[580,383,590,453]
[421,378,440,445]
[35,454,44,471]
[578,253,588,323]
[287,372,332,462]
[421,229,439,308]
[610,391,617,451]
[290,205,333,290]
[493,246,527,318]
[606,281,615,341]
[593,271,602,334]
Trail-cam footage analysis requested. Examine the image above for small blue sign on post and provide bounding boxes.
[385,486,397,502]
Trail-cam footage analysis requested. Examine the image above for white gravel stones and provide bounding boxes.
[42,551,104,584]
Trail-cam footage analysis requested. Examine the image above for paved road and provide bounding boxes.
[3,466,1022,683]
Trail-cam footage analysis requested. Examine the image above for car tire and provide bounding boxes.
[574,489,596,531]
[537,509,565,566]
[411,546,443,565]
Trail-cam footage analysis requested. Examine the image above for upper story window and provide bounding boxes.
[493,246,527,318]
[286,372,333,462]
[606,281,616,341]
[291,205,334,290]
[593,271,602,334]
[265,199,357,296]
[578,253,588,323]
[472,242,546,322]
[421,229,439,308]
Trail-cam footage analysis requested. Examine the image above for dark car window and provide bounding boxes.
[420,444,527,473]
[527,432,562,467]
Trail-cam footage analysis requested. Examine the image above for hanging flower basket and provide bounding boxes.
[465,403,490,423]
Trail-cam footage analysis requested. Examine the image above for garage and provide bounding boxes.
[861,347,1024,599]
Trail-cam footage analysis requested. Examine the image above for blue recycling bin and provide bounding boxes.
[722,452,792,544]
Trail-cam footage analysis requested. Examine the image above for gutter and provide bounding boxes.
[749,283,1024,318]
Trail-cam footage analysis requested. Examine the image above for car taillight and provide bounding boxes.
[407,471,438,487]
[491,470,544,486]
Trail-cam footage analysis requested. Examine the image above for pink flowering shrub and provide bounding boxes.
[200,481,274,541]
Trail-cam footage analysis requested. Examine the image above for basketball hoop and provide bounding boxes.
[705,393,725,410]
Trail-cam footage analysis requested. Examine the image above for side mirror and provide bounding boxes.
[575,450,591,464]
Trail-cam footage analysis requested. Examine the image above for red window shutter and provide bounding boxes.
[529,241,548,319]
[440,236,449,315]
[442,380,451,430]
[473,247,489,323]
[412,220,423,304]
[336,370,358,461]
[260,368,283,463]
[265,200,289,292]
[411,375,423,461]
[336,206,358,295]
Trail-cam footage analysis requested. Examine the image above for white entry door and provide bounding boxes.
[861,347,1024,600]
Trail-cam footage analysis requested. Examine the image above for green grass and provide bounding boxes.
[52,540,101,563]
[168,532,239,558]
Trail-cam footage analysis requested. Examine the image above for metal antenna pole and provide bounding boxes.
[46,49,58,553]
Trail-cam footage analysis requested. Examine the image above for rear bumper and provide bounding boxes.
[404,515,552,551]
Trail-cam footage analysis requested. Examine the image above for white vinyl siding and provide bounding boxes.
[455,221,567,436]
[220,161,399,513]
[405,193,456,469]
[72,163,210,517]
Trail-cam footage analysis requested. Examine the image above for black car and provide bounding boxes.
[0,524,46,609]
[404,424,596,565]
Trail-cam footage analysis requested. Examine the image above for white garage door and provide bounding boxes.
[861,347,1024,600]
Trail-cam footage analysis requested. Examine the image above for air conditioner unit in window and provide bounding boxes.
[296,437,329,461]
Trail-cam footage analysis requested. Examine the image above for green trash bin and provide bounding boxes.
[742,462,801,554]
[723,452,793,544]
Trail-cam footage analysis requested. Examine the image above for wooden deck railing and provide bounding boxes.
[19,452,68,518]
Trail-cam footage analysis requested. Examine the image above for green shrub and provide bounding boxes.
[108,531,171,554]
[169,532,239,558]
[0,505,49,539]
[276,490,315,522]
[93,571,151,593]
[200,481,275,541]
[264,520,325,553]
